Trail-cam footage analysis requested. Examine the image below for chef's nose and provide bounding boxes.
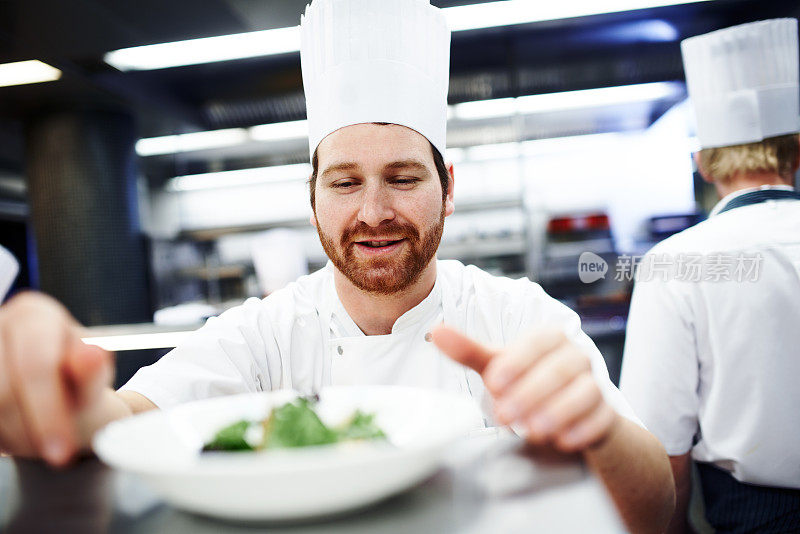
[357,183,395,227]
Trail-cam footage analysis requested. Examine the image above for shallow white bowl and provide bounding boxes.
[93,386,481,521]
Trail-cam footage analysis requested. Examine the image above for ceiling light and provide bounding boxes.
[167,163,311,192]
[599,19,680,42]
[105,26,301,71]
[516,81,682,114]
[105,1,713,71]
[452,82,682,121]
[451,97,518,121]
[135,128,248,156]
[0,60,61,88]
[444,0,712,32]
[249,120,308,141]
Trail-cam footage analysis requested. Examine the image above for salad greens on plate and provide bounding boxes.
[202,397,386,452]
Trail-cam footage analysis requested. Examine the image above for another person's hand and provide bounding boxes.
[0,292,113,467]
[432,325,619,452]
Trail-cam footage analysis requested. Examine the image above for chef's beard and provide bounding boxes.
[316,206,445,295]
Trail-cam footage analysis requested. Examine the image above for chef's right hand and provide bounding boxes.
[0,292,113,467]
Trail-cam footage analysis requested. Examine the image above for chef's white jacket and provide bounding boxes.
[122,259,640,427]
[621,186,800,488]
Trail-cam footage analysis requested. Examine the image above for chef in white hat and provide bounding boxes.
[621,18,800,532]
[0,0,674,528]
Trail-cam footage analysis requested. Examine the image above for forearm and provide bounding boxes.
[666,454,692,534]
[584,415,675,534]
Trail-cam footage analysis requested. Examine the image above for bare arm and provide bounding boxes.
[584,415,676,533]
[665,453,692,534]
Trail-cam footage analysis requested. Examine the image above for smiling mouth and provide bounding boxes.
[355,239,404,248]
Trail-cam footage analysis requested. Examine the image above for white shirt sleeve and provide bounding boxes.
[119,297,277,409]
[620,262,699,455]
[510,283,644,427]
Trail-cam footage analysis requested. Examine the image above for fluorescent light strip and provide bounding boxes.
[168,163,311,192]
[249,120,308,141]
[83,331,192,351]
[105,1,713,71]
[0,60,62,88]
[136,121,308,156]
[452,97,518,121]
[135,128,248,156]
[517,81,682,114]
[444,0,711,32]
[105,26,301,71]
[452,81,682,120]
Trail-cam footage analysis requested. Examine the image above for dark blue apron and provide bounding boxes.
[697,187,800,533]
[697,463,800,533]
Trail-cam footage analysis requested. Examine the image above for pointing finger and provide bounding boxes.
[431,324,497,374]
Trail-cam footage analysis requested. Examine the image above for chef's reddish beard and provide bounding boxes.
[316,206,445,295]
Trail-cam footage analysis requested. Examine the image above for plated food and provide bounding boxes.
[93,386,481,521]
[202,396,386,452]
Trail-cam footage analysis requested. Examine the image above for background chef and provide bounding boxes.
[0,0,674,530]
[621,18,800,533]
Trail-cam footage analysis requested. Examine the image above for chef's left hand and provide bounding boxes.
[432,325,619,452]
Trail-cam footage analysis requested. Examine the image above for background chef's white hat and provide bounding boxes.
[300,0,450,158]
[681,18,799,149]
[0,245,18,300]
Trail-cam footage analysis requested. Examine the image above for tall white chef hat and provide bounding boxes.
[681,18,799,149]
[300,0,451,158]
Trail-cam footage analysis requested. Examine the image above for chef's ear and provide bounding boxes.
[793,135,800,175]
[693,151,713,184]
[444,162,455,217]
[309,171,318,228]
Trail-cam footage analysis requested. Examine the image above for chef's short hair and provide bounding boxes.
[698,133,800,184]
[308,125,450,209]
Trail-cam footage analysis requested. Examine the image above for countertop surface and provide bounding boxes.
[0,434,625,533]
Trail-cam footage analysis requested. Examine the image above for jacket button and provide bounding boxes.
[424,332,432,342]
[337,345,344,355]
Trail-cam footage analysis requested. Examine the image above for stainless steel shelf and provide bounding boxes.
[440,236,527,259]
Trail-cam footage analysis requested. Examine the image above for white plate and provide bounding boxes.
[93,386,481,521]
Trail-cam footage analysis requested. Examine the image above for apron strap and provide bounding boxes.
[717,189,800,215]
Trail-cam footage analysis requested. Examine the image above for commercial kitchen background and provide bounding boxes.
[0,0,798,387]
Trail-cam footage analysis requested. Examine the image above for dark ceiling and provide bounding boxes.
[0,0,799,176]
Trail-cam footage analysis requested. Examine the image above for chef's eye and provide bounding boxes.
[332,179,358,188]
[391,177,419,186]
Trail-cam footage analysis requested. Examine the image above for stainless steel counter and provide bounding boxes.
[0,434,625,533]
